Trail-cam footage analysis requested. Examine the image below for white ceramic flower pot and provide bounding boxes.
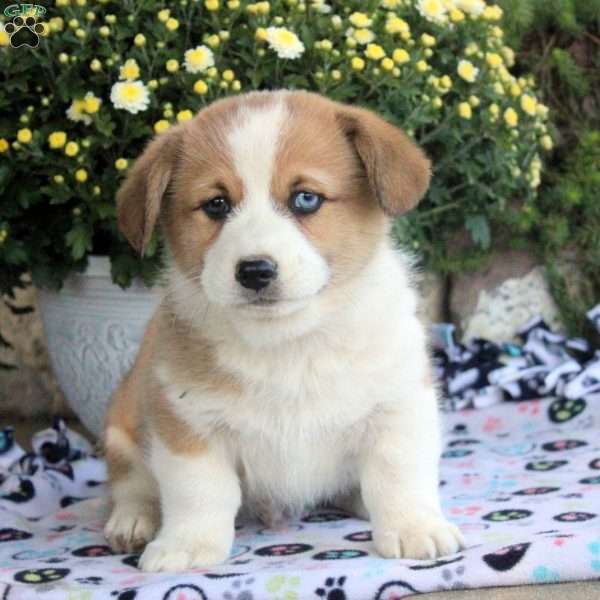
[37,256,161,437]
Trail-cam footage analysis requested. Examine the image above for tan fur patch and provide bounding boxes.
[271,93,387,286]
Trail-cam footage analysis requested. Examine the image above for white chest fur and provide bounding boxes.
[158,245,428,513]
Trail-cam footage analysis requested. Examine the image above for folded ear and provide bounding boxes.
[116,126,183,254]
[336,106,431,215]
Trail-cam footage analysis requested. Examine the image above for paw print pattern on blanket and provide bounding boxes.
[0,307,599,598]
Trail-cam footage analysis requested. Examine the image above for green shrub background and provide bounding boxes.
[1,0,550,296]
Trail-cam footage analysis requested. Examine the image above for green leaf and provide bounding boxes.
[465,215,491,249]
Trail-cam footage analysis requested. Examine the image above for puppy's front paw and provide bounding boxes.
[139,534,231,572]
[373,511,465,560]
[105,504,158,553]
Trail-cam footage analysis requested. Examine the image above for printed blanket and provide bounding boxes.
[1,306,600,599]
[1,395,600,599]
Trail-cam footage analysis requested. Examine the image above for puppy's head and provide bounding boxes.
[117,91,430,335]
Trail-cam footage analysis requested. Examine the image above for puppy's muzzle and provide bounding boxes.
[235,257,278,292]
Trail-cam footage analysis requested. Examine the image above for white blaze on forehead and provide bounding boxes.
[226,93,289,207]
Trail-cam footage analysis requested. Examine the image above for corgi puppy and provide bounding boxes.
[104,90,464,572]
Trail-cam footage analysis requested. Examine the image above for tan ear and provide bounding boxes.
[116,126,182,254]
[336,106,431,215]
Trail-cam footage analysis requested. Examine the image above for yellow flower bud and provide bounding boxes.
[75,168,88,182]
[65,141,79,157]
[17,128,32,144]
[232,80,242,91]
[53,175,64,184]
[115,158,128,170]
[193,80,209,95]
[154,120,170,134]
[166,59,179,73]
[392,48,410,64]
[158,9,170,22]
[540,135,553,151]
[134,33,146,47]
[177,110,193,123]
[458,102,472,119]
[0,138,9,153]
[48,131,67,149]
[222,69,235,82]
[351,57,365,71]
[381,57,394,71]
[205,0,219,10]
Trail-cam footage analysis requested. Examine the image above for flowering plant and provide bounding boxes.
[0,0,551,294]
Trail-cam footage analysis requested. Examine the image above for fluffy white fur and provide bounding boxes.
[106,92,465,572]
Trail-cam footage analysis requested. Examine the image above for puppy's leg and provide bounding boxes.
[104,426,159,553]
[360,386,465,560]
[139,433,240,572]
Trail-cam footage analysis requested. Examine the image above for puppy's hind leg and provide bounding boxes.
[104,426,159,553]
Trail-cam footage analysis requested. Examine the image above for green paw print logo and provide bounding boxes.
[14,568,70,584]
[265,575,300,600]
[483,509,532,522]
[548,398,586,423]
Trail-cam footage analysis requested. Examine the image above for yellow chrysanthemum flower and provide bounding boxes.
[457,59,478,83]
[486,52,503,69]
[193,80,209,95]
[110,81,150,114]
[416,60,429,72]
[75,168,88,183]
[449,8,465,22]
[255,27,268,41]
[177,110,193,123]
[489,103,500,117]
[351,56,365,71]
[222,69,235,82]
[349,12,372,28]
[154,120,170,134]
[184,45,215,74]
[48,131,67,149]
[90,59,102,72]
[353,29,375,45]
[469,95,480,107]
[510,83,522,97]
[120,58,140,81]
[482,5,503,20]
[392,48,410,64]
[365,43,385,60]
[115,158,128,170]
[456,0,485,16]
[232,80,242,91]
[205,0,219,9]
[520,94,537,116]
[417,0,448,23]
[65,141,79,156]
[385,16,410,35]
[381,57,394,71]
[458,102,472,119]
[504,107,518,127]
[157,9,170,22]
[134,34,146,47]
[421,33,436,47]
[166,59,180,73]
[266,27,305,59]
[227,0,240,8]
[206,34,220,48]
[0,29,9,46]
[17,128,32,144]
[165,17,179,31]
[540,135,553,151]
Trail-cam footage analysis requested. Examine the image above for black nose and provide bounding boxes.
[235,258,278,291]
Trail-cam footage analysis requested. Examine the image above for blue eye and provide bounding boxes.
[290,191,324,215]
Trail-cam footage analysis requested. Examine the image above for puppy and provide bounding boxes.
[104,90,464,572]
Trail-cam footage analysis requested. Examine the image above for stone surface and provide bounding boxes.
[416,270,447,325]
[0,286,69,418]
[450,249,563,343]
